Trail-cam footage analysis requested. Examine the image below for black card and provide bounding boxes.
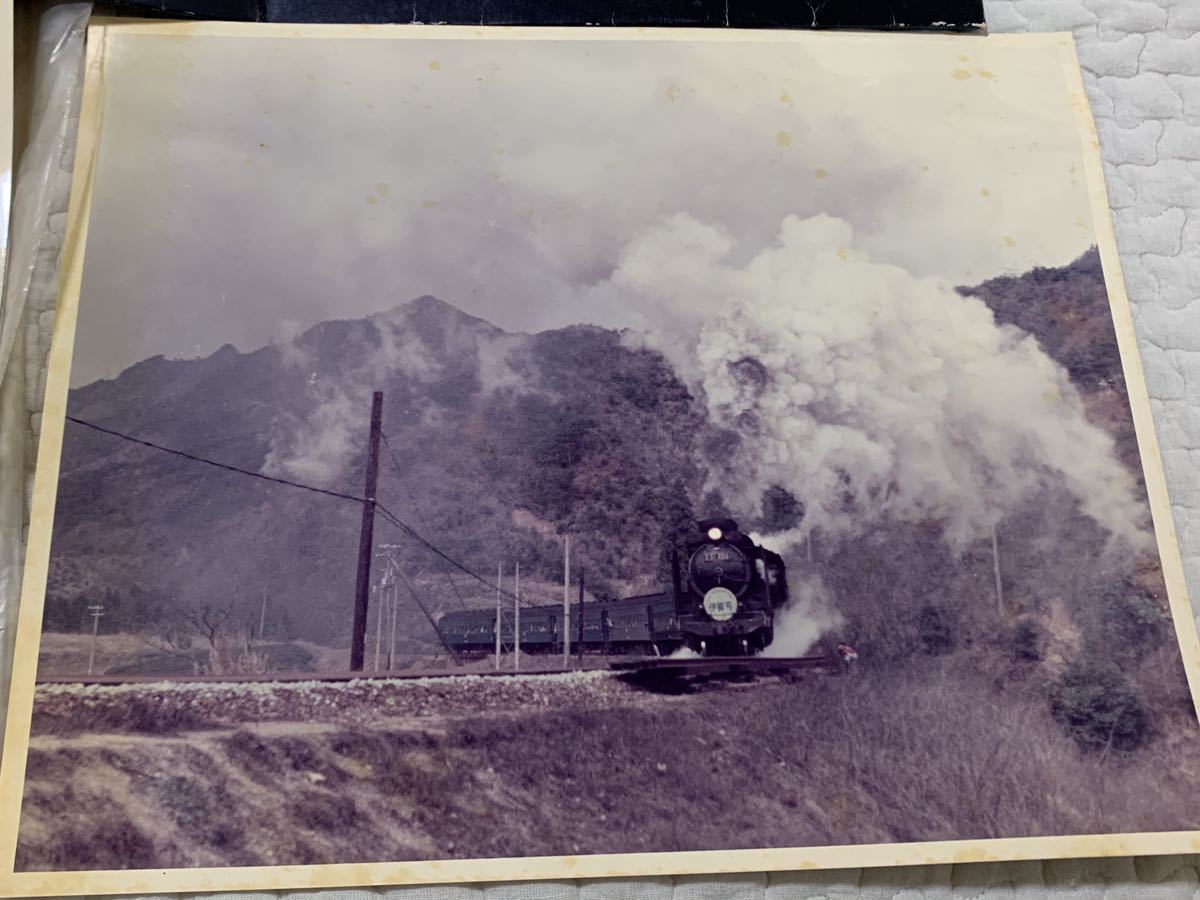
[102,0,985,29]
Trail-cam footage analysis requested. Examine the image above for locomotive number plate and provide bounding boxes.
[703,587,738,622]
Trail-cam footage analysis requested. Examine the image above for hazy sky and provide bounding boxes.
[74,30,1097,386]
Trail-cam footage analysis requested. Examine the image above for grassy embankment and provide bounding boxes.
[16,654,1200,871]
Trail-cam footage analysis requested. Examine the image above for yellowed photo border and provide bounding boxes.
[2,20,1199,897]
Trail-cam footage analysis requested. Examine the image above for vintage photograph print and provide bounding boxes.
[2,22,1200,895]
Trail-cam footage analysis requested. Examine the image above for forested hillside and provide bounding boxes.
[44,248,1178,708]
[46,297,704,646]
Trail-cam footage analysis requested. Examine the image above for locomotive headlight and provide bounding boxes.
[707,526,723,541]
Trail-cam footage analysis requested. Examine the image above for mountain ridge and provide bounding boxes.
[49,293,704,645]
[46,247,1140,656]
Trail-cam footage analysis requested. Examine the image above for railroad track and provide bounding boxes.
[610,654,833,691]
[36,655,833,688]
[34,666,589,686]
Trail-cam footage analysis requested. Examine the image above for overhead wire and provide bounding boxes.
[375,503,515,600]
[65,415,365,504]
[379,430,471,609]
[64,414,514,600]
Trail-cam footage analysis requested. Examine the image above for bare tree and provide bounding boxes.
[135,624,205,675]
[184,600,239,652]
[163,600,268,675]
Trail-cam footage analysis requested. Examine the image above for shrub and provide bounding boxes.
[1084,584,1164,660]
[1106,592,1163,642]
[1051,659,1149,751]
[289,791,359,831]
[20,818,158,871]
[916,604,953,655]
[761,485,804,531]
[1011,619,1042,662]
[154,774,245,851]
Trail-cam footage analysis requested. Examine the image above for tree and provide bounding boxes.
[174,600,267,674]
[761,485,804,532]
[1051,659,1149,753]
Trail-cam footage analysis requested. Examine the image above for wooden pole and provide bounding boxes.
[562,536,571,666]
[577,569,585,661]
[991,522,1004,617]
[384,585,392,670]
[495,561,503,670]
[350,390,383,671]
[514,562,521,672]
[388,576,398,669]
[86,604,104,675]
[373,582,383,671]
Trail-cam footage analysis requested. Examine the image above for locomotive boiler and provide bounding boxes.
[671,517,788,655]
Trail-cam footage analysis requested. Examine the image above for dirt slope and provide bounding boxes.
[17,660,1200,871]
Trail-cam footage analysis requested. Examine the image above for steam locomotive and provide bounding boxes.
[438,518,788,656]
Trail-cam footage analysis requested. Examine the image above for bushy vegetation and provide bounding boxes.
[1010,618,1043,662]
[1051,659,1150,752]
[761,484,805,531]
[1086,582,1165,660]
[915,604,954,655]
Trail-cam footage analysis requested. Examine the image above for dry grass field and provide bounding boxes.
[16,655,1200,871]
[37,633,388,678]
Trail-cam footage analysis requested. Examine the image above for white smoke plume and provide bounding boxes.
[261,383,362,485]
[761,571,843,658]
[262,298,531,484]
[615,213,1151,555]
[262,302,460,484]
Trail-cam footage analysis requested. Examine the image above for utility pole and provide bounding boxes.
[991,522,1004,617]
[577,569,585,663]
[388,570,399,669]
[86,603,104,675]
[379,542,459,667]
[495,561,503,670]
[257,589,268,643]
[350,390,383,671]
[373,581,384,671]
[375,547,397,670]
[514,561,521,672]
[562,536,571,667]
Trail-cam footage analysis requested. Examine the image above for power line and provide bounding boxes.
[379,431,470,610]
[376,502,514,600]
[65,415,365,504]
[393,565,461,665]
[65,413,512,600]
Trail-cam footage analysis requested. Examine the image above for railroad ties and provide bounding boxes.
[36,655,835,689]
[609,654,834,693]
